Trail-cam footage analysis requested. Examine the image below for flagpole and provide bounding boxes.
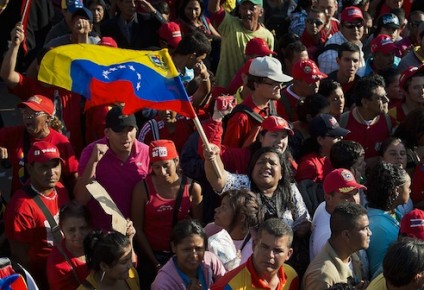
[192,116,222,179]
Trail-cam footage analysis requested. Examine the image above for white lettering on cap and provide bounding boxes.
[152,146,168,158]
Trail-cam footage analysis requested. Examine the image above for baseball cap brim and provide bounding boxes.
[304,71,328,83]
[18,102,48,114]
[328,126,350,137]
[270,73,293,83]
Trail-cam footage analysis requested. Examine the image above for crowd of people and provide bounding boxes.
[1,0,424,288]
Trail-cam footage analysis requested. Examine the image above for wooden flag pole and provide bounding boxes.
[192,115,222,179]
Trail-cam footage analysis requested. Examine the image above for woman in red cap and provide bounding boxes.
[131,139,203,289]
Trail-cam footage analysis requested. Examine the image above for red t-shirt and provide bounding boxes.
[295,153,333,183]
[222,96,276,148]
[47,239,90,290]
[277,85,300,122]
[0,126,78,195]
[343,112,394,159]
[411,162,424,204]
[4,183,70,288]
[11,74,84,156]
[143,176,191,251]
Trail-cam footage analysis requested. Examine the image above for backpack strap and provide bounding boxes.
[232,104,264,123]
[23,185,62,246]
[172,176,187,228]
[320,43,341,55]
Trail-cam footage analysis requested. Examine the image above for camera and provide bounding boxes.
[216,95,236,111]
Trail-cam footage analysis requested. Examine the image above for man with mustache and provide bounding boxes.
[207,0,274,88]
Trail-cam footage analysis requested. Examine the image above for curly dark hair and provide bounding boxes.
[221,189,265,233]
[365,161,408,211]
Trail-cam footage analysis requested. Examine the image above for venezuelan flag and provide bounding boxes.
[38,44,196,118]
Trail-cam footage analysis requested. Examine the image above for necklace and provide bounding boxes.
[354,108,374,127]
[31,185,57,201]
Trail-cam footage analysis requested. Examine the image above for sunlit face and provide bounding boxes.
[363,86,388,117]
[27,159,62,191]
[151,159,178,182]
[341,21,364,42]
[214,196,234,230]
[158,110,178,123]
[382,140,407,168]
[103,245,133,281]
[184,0,202,22]
[348,215,372,251]
[255,79,283,100]
[89,3,104,23]
[337,51,360,80]
[317,0,338,20]
[105,127,137,154]
[305,11,326,36]
[253,231,293,275]
[239,1,263,31]
[328,87,345,116]
[259,130,289,152]
[172,234,205,276]
[61,216,90,251]
[21,107,50,137]
[251,152,282,190]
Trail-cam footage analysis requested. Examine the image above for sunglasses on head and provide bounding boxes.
[306,18,324,26]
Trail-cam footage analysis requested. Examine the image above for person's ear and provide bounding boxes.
[258,7,264,17]
[171,242,176,253]
[100,261,108,272]
[26,163,33,175]
[286,247,294,261]
[336,57,340,65]
[317,136,325,147]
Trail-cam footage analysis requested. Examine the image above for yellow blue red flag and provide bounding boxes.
[38,44,196,118]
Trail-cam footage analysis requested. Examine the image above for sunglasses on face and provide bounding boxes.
[344,22,364,29]
[306,18,324,26]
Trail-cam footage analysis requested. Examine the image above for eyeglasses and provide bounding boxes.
[21,110,46,120]
[343,22,364,30]
[306,18,324,26]
[262,80,284,89]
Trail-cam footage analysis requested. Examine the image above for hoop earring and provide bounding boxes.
[100,271,105,282]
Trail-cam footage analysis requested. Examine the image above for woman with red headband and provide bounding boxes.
[131,139,203,289]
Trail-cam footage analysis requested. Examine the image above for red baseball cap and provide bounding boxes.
[323,168,366,194]
[399,65,424,90]
[371,34,398,55]
[292,59,327,83]
[18,95,55,116]
[400,209,424,240]
[99,36,118,48]
[341,6,364,23]
[27,141,64,164]
[261,116,294,135]
[159,22,182,49]
[149,139,178,163]
[245,37,276,56]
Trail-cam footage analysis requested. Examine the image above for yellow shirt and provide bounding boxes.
[77,267,140,290]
